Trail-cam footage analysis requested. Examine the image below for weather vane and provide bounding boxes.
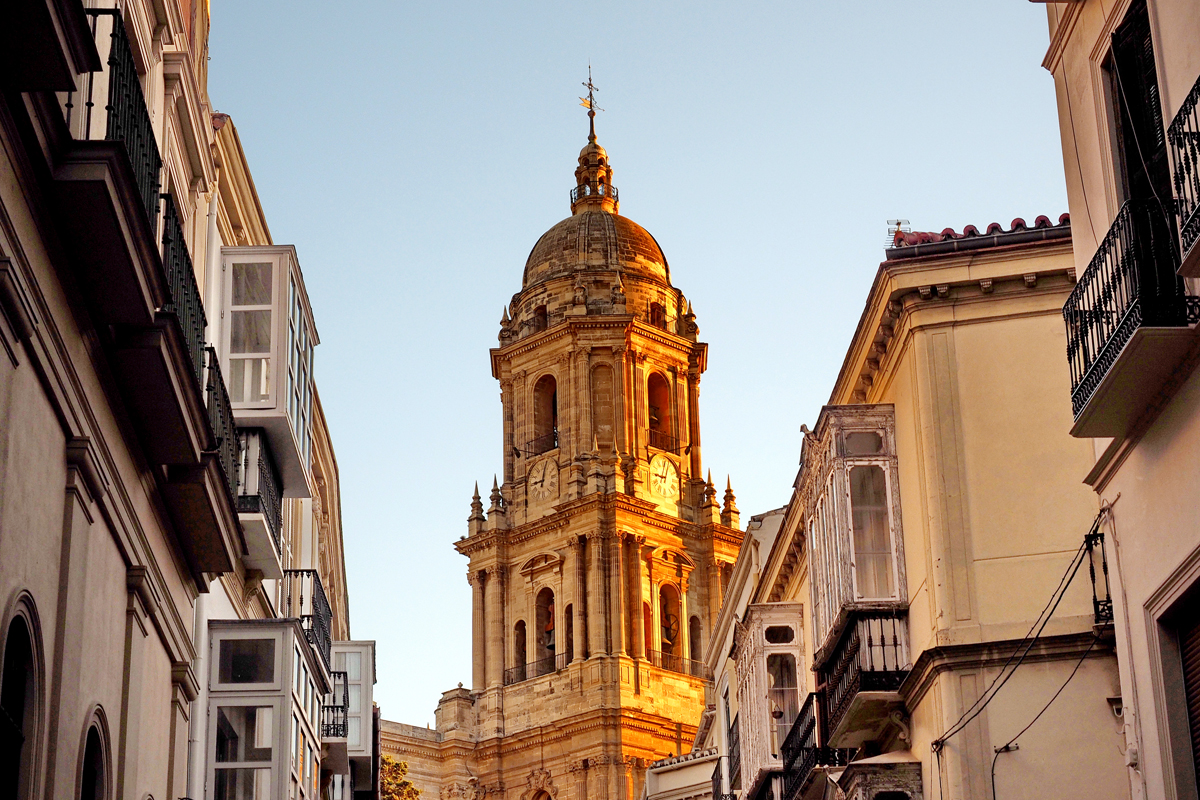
[579,63,603,142]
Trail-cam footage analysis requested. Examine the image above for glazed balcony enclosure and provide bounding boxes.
[51,10,240,582]
[800,405,910,748]
[220,246,319,498]
[1063,200,1200,438]
[207,620,333,800]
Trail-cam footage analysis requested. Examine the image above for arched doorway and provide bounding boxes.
[659,585,681,657]
[0,616,35,799]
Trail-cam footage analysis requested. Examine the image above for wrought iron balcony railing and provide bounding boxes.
[283,569,333,671]
[570,182,618,204]
[520,430,558,457]
[205,348,238,503]
[647,649,714,680]
[648,429,680,454]
[818,612,909,742]
[73,10,162,227]
[322,670,349,739]
[162,195,207,386]
[1169,71,1200,265]
[728,714,741,790]
[502,652,570,686]
[1062,200,1199,418]
[236,429,283,553]
[780,693,853,800]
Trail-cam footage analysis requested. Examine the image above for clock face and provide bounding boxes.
[528,459,559,501]
[649,455,679,499]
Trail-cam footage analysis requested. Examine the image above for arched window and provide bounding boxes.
[532,305,548,332]
[649,303,667,329]
[643,603,653,659]
[535,588,555,674]
[591,365,615,446]
[80,725,106,800]
[563,605,574,664]
[1,616,35,798]
[659,585,681,656]
[532,375,558,454]
[513,621,527,683]
[647,373,674,452]
[766,654,799,755]
[688,616,702,669]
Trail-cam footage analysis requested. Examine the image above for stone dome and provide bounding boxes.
[522,210,671,290]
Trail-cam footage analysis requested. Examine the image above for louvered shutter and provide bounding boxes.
[1181,616,1200,779]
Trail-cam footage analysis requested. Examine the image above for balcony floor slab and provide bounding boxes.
[827,691,904,749]
[1071,326,1198,439]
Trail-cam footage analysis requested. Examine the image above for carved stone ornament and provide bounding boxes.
[520,768,557,800]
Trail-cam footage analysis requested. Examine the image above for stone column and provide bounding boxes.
[570,761,588,800]
[612,346,627,454]
[609,531,626,655]
[501,377,515,484]
[574,537,588,662]
[632,539,647,659]
[587,532,607,656]
[686,362,702,478]
[485,566,505,687]
[579,348,593,448]
[470,570,485,691]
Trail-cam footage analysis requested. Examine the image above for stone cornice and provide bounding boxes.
[899,628,1110,709]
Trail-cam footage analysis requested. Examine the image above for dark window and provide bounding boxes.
[764,626,795,644]
[532,306,548,332]
[535,588,555,672]
[564,605,574,664]
[218,638,275,684]
[1180,614,1200,778]
[1109,0,1171,206]
[649,303,667,329]
[532,375,558,454]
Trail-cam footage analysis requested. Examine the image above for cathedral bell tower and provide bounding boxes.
[450,97,743,800]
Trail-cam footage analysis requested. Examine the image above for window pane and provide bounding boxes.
[844,431,883,455]
[766,654,799,752]
[215,767,272,800]
[345,652,361,681]
[215,706,273,762]
[348,684,361,713]
[764,626,794,644]
[333,651,345,672]
[231,310,272,354]
[850,465,893,598]
[219,639,275,684]
[347,716,361,747]
[233,263,273,306]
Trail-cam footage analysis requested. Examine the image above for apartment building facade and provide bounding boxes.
[0,2,377,799]
[1041,1,1200,797]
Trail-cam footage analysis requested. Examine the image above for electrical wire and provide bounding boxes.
[932,537,1090,749]
[990,631,1101,800]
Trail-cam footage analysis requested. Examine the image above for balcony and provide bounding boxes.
[503,653,570,686]
[570,182,618,204]
[237,429,284,579]
[283,570,333,672]
[1170,71,1200,277]
[728,715,741,791]
[1063,200,1200,438]
[647,649,713,681]
[780,693,853,800]
[817,612,909,749]
[710,760,736,800]
[648,429,680,454]
[323,670,349,739]
[520,430,558,457]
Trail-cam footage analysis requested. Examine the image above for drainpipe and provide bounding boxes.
[187,589,210,800]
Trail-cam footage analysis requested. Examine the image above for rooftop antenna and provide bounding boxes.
[579,63,604,142]
[886,219,911,248]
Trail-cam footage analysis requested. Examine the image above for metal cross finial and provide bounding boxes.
[579,63,603,142]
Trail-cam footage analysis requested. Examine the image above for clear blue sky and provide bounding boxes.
[208,1,1065,726]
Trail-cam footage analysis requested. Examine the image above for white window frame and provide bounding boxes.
[843,451,901,603]
[207,694,286,800]
[211,628,285,693]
